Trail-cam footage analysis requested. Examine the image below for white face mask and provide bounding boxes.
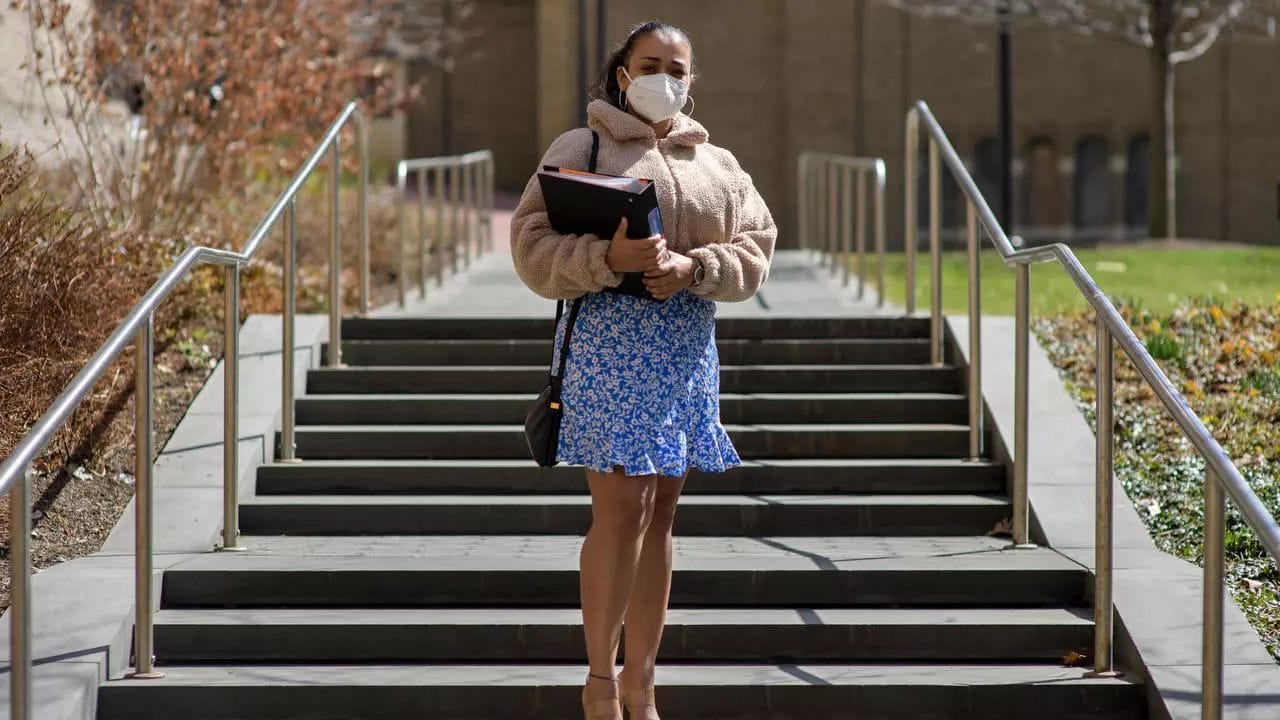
[621,68,689,123]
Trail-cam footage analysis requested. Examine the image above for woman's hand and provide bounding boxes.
[605,217,666,273]
[643,251,696,300]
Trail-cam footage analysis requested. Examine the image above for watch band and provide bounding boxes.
[691,257,706,286]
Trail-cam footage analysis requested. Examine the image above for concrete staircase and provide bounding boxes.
[98,315,1145,719]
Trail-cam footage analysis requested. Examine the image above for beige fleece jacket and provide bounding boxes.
[510,100,777,303]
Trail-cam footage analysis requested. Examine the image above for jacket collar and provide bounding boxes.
[586,99,709,147]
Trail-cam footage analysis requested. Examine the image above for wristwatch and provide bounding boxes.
[690,257,706,286]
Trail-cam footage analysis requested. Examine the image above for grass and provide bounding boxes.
[870,246,1280,315]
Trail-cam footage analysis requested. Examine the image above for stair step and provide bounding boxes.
[99,663,1142,720]
[280,424,973,460]
[255,458,1007,496]
[239,494,1008,537]
[327,338,933,366]
[160,536,1087,607]
[306,365,962,394]
[295,392,969,425]
[152,607,1092,663]
[341,316,933,341]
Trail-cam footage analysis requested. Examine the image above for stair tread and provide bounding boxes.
[243,494,1008,507]
[311,364,958,371]
[297,392,969,401]
[171,535,1073,572]
[288,423,971,432]
[258,458,1003,470]
[107,662,1135,687]
[153,607,1090,626]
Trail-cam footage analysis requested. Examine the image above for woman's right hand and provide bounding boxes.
[604,217,665,273]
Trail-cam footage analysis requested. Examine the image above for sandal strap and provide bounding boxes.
[623,687,659,720]
[582,696,622,720]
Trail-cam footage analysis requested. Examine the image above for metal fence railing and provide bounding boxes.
[0,100,372,719]
[395,150,495,306]
[796,152,888,308]
[905,99,1280,719]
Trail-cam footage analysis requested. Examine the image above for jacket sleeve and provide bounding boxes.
[509,128,623,300]
[686,159,777,303]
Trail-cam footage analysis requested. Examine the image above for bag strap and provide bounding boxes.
[550,297,583,389]
[545,128,599,388]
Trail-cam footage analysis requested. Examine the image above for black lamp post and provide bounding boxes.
[998,0,1013,228]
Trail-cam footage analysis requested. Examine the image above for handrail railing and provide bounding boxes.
[906,99,1280,718]
[797,152,887,307]
[395,150,495,306]
[0,100,370,720]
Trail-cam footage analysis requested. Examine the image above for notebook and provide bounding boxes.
[537,166,666,302]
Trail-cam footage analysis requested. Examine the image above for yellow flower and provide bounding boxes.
[1184,379,1204,397]
[1147,319,1162,334]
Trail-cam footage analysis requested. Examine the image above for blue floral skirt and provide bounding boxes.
[552,289,741,477]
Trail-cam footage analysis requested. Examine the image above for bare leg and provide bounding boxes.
[581,468,657,704]
[619,472,687,704]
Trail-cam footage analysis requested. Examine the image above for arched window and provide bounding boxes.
[1073,135,1111,233]
[1125,135,1150,231]
[1020,138,1061,229]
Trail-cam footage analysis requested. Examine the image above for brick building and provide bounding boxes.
[386,0,1280,247]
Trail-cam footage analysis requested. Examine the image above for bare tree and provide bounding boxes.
[882,0,1280,239]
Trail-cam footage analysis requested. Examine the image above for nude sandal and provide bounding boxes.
[622,687,660,720]
[582,675,622,720]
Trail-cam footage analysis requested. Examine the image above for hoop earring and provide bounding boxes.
[684,95,696,118]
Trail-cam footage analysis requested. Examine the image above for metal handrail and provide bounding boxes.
[0,100,370,720]
[906,99,1280,717]
[796,152,887,307]
[395,150,495,306]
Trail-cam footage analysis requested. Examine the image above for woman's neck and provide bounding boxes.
[628,108,673,139]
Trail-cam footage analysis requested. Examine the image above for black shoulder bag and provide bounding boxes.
[523,130,599,467]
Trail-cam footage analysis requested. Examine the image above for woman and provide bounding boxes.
[510,20,776,720]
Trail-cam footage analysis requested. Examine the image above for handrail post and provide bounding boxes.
[842,166,854,287]
[280,201,300,463]
[827,160,838,275]
[356,112,369,316]
[131,316,162,679]
[450,161,464,271]
[434,165,446,285]
[396,163,408,308]
[929,139,943,365]
[966,202,983,460]
[854,167,867,294]
[327,143,343,367]
[218,266,244,551]
[905,109,919,315]
[11,466,32,720]
[1012,263,1035,548]
[1202,467,1225,720]
[418,167,428,298]
[797,154,808,254]
[874,160,887,308]
[1091,317,1118,678]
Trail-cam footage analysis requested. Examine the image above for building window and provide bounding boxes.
[1125,135,1150,231]
[1073,135,1111,236]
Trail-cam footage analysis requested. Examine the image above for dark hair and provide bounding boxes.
[590,21,694,109]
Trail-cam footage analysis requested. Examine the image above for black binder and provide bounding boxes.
[537,166,666,302]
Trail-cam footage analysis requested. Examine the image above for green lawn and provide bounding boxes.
[866,246,1280,315]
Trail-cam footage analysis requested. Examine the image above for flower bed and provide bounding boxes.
[1035,297,1280,659]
